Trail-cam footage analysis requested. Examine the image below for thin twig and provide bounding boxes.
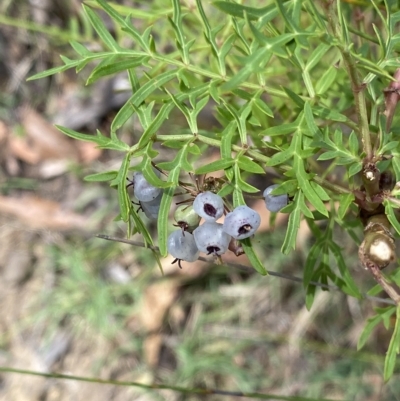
[0,366,353,401]
[326,1,372,160]
[96,235,395,306]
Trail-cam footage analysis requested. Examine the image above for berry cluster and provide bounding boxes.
[128,172,289,268]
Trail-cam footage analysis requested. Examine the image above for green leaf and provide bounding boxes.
[384,305,400,381]
[305,283,317,310]
[380,141,399,154]
[358,313,384,350]
[187,143,201,155]
[237,175,259,193]
[84,170,118,182]
[70,40,91,56]
[305,43,330,72]
[237,156,264,174]
[157,186,175,257]
[294,138,328,217]
[267,148,293,166]
[313,106,348,123]
[281,191,303,254]
[274,179,298,195]
[262,121,298,137]
[117,153,132,222]
[330,242,362,298]
[56,125,103,143]
[222,100,248,145]
[348,162,362,177]
[141,159,171,188]
[303,102,319,137]
[315,65,338,95]
[83,4,120,52]
[195,158,235,175]
[221,122,236,161]
[392,152,400,181]
[384,200,400,235]
[128,206,162,272]
[56,126,131,151]
[95,0,149,51]
[253,98,274,118]
[213,1,276,20]
[170,0,190,63]
[348,131,359,155]
[310,182,330,202]
[138,84,209,148]
[338,193,355,220]
[27,59,80,81]
[209,80,220,104]
[367,283,383,296]
[221,47,271,91]
[240,238,267,275]
[86,56,149,84]
[112,69,178,131]
[304,242,323,288]
[282,87,304,108]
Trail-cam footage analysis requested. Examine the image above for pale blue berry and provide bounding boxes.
[263,184,288,212]
[193,222,231,255]
[167,230,199,264]
[193,191,224,221]
[223,205,260,240]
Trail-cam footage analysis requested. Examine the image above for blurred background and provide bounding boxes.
[0,1,400,400]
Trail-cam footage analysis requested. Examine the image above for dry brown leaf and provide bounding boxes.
[19,106,79,162]
[0,195,89,231]
[75,141,102,164]
[140,280,180,366]
[8,135,40,164]
[143,334,163,367]
[0,121,20,175]
[140,280,179,332]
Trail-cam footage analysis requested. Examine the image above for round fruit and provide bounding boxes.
[132,171,161,202]
[263,184,288,212]
[193,191,224,221]
[223,205,261,240]
[193,222,231,255]
[140,191,163,220]
[167,230,199,265]
[174,205,201,232]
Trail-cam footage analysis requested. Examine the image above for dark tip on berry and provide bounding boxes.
[206,246,220,255]
[171,258,183,269]
[238,224,252,235]
[204,203,217,217]
[177,221,189,234]
[126,177,134,189]
[131,200,143,213]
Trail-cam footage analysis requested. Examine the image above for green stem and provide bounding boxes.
[326,1,372,160]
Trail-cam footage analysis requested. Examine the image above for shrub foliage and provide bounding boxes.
[29,0,400,380]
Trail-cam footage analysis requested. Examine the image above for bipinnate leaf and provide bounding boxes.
[83,4,120,52]
[112,70,178,131]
